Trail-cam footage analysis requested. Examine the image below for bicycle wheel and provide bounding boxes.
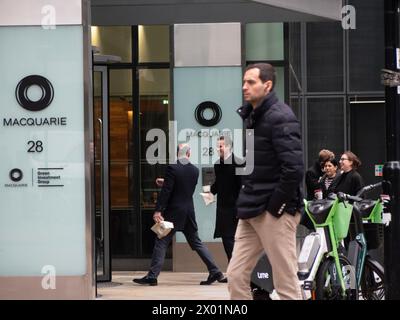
[315,256,358,300]
[360,257,385,300]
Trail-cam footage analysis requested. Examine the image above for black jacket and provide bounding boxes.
[155,160,199,231]
[210,154,242,238]
[319,173,342,198]
[236,91,304,219]
[333,169,364,196]
[305,162,323,200]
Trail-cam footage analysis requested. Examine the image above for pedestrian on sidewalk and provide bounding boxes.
[133,143,226,286]
[227,63,304,300]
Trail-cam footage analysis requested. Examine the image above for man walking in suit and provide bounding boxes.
[133,143,225,286]
[210,135,242,262]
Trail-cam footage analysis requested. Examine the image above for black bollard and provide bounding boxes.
[383,161,400,299]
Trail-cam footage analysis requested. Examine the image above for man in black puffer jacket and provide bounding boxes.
[227,63,304,300]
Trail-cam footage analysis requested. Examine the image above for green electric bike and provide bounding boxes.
[298,183,385,300]
[341,183,385,300]
[298,191,356,300]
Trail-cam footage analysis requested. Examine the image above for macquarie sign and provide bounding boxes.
[0,5,89,281]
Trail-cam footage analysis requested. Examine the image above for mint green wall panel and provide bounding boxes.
[174,67,243,242]
[0,26,86,276]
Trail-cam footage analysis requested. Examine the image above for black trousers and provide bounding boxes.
[147,229,220,279]
[221,236,235,262]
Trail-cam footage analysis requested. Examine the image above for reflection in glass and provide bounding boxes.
[109,69,135,258]
[306,23,344,92]
[275,66,285,102]
[139,69,170,210]
[246,23,284,61]
[91,26,132,63]
[307,98,344,167]
[109,69,133,209]
[93,71,104,277]
[139,25,170,63]
[140,68,171,257]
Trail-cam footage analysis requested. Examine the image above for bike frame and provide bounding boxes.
[348,199,383,288]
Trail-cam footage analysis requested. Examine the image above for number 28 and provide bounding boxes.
[27,140,44,153]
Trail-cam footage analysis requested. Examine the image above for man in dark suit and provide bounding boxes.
[210,135,242,262]
[133,143,225,286]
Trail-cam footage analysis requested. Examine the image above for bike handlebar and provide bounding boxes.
[337,182,382,203]
[356,182,382,197]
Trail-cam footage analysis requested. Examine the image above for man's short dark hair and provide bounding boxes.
[245,63,276,91]
[218,134,232,148]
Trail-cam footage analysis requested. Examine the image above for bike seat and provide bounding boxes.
[353,200,376,219]
[307,199,335,224]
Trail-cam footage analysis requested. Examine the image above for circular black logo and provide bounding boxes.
[15,75,54,111]
[195,101,222,127]
[9,169,23,182]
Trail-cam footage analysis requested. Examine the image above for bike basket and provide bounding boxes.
[364,223,384,250]
[368,201,383,223]
[332,202,352,241]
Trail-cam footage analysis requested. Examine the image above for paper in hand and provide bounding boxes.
[151,221,174,239]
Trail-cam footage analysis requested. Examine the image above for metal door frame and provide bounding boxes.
[94,65,111,282]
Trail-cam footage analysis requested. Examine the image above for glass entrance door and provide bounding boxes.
[93,66,111,282]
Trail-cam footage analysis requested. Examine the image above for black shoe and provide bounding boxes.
[218,277,228,283]
[133,276,158,286]
[200,272,225,285]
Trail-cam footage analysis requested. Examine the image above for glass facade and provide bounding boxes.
[108,69,135,258]
[91,26,132,63]
[348,0,385,92]
[91,26,171,266]
[138,25,170,63]
[306,22,344,93]
[288,1,385,178]
[1,0,387,298]
[139,68,170,252]
[307,98,345,165]
[246,23,284,61]
[91,21,289,267]
[245,23,287,103]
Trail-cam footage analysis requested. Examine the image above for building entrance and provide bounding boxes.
[92,36,171,279]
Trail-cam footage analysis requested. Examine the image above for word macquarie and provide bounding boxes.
[3,117,67,127]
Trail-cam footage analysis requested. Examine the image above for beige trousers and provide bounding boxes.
[227,211,302,300]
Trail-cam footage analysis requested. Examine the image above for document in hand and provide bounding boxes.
[151,221,174,239]
[200,192,215,206]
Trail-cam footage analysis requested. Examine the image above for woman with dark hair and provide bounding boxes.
[319,158,340,198]
[334,151,364,196]
[305,149,335,200]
